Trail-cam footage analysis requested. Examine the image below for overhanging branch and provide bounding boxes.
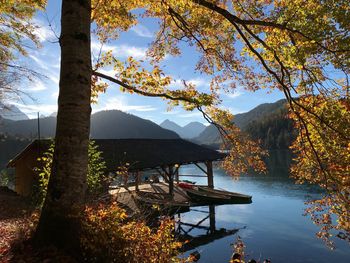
[93,70,232,144]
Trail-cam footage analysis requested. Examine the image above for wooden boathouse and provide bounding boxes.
[7,139,226,197]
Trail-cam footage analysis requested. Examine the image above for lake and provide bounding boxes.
[176,164,350,263]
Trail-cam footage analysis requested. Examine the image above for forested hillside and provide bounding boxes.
[0,134,30,171]
[244,104,296,150]
[195,99,297,150]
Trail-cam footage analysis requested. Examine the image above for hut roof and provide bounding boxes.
[8,139,226,171]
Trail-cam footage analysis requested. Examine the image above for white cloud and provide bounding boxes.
[12,102,57,118]
[169,77,210,91]
[178,111,202,118]
[93,97,157,113]
[91,39,147,60]
[29,54,47,69]
[162,110,180,115]
[49,74,59,85]
[32,18,57,43]
[28,54,59,85]
[23,79,47,92]
[225,89,244,99]
[225,106,245,115]
[91,40,110,54]
[130,24,154,38]
[118,45,147,59]
[187,78,209,87]
[98,68,119,77]
[51,91,59,98]
[169,79,183,89]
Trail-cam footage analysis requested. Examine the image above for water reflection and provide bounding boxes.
[176,205,240,252]
[176,162,350,263]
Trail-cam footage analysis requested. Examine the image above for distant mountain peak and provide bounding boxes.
[160,119,206,139]
[90,110,180,139]
[161,119,171,124]
[0,103,29,121]
[0,109,179,140]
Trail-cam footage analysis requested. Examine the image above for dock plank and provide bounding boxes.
[109,182,190,215]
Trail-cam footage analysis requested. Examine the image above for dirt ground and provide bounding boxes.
[0,187,36,262]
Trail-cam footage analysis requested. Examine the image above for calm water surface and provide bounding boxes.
[177,165,350,263]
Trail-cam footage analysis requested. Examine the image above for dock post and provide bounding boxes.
[206,161,214,189]
[169,165,174,198]
[135,172,139,192]
[175,165,180,183]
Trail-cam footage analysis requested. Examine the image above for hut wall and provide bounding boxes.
[14,153,38,197]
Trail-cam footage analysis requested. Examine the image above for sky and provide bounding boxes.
[12,0,286,126]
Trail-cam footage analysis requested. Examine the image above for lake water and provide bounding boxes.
[176,164,350,263]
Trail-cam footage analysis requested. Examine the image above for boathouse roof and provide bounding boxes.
[8,139,226,171]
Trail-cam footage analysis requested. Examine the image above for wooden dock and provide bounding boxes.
[109,182,252,217]
[109,182,190,216]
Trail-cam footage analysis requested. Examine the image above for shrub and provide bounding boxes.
[0,169,9,186]
[81,201,183,263]
[33,140,107,206]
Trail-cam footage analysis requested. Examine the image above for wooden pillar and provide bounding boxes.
[169,165,174,198]
[124,172,128,188]
[175,165,180,183]
[135,171,140,192]
[206,161,214,188]
[158,168,169,183]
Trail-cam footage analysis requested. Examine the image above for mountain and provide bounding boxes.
[0,134,31,172]
[182,122,206,138]
[234,99,287,128]
[160,120,183,137]
[0,110,179,140]
[90,111,179,139]
[0,110,179,171]
[243,101,296,150]
[0,103,29,121]
[160,119,206,138]
[0,116,57,138]
[194,99,296,149]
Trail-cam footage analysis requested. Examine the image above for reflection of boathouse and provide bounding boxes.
[175,205,239,252]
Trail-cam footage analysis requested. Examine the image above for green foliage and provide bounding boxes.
[81,201,184,263]
[290,96,350,246]
[33,140,107,206]
[32,141,54,206]
[87,140,107,195]
[0,169,9,186]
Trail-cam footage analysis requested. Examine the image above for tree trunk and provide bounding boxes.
[34,0,91,254]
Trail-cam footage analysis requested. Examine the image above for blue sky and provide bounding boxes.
[13,0,285,126]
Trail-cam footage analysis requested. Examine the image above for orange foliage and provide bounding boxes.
[81,201,186,263]
[290,96,350,247]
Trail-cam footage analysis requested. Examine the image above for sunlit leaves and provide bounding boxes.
[82,201,184,263]
[90,1,349,245]
[93,53,217,109]
[0,0,46,63]
[290,96,350,246]
[0,0,46,102]
[204,106,267,176]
